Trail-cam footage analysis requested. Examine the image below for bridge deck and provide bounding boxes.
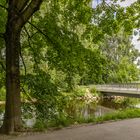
[97,88,140,98]
[93,84,140,98]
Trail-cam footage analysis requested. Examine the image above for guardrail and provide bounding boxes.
[95,83,140,91]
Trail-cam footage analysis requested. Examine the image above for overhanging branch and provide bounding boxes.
[0,4,7,10]
[17,0,43,28]
[27,21,60,50]
[16,0,29,12]
[21,86,36,104]
[0,61,6,71]
[19,46,27,76]
[23,26,39,65]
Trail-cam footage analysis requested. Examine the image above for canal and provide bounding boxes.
[0,96,139,128]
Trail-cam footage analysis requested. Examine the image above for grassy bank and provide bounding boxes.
[29,87,140,131]
[67,108,140,125]
[1,86,140,132]
[33,108,140,131]
[95,108,140,123]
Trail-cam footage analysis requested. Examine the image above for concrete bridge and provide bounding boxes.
[93,83,140,98]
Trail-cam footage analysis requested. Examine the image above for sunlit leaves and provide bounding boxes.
[99,30,140,83]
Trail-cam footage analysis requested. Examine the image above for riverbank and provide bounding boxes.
[22,108,140,131]
[1,86,140,132]
[1,118,140,140]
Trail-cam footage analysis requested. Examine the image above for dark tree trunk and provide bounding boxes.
[0,0,43,134]
[1,9,22,134]
[3,30,21,134]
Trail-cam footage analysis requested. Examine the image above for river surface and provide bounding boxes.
[0,97,137,128]
[0,102,115,127]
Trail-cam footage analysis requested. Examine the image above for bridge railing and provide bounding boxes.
[96,83,140,91]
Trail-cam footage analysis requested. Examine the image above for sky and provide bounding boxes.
[117,0,137,7]
[92,0,137,7]
[132,29,140,50]
[92,0,140,51]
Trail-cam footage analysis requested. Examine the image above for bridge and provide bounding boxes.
[93,83,140,98]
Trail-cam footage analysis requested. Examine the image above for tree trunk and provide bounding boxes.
[1,14,22,134]
[0,0,43,134]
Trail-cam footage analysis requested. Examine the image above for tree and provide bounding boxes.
[0,0,43,134]
[0,0,92,134]
[99,30,140,83]
[24,0,93,91]
[0,0,139,134]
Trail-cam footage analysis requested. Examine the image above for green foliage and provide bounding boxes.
[0,0,6,65]
[113,97,140,107]
[96,108,140,122]
[90,86,97,94]
[0,87,5,101]
[0,0,7,33]
[20,0,94,91]
[29,104,140,130]
[19,0,140,93]
[73,87,87,97]
[89,86,101,97]
[33,119,48,131]
[99,30,140,83]
[1,0,140,131]
[79,47,106,85]
[24,70,58,98]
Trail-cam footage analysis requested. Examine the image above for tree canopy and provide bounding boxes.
[0,0,140,134]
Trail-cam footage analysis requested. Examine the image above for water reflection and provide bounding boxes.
[95,106,115,117]
[0,101,115,128]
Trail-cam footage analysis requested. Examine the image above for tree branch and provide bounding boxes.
[21,86,36,104]
[16,0,29,12]
[19,46,27,76]
[0,4,7,10]
[23,26,39,65]
[27,21,60,50]
[28,21,49,39]
[104,2,117,13]
[0,61,6,71]
[17,0,43,27]
[0,53,6,71]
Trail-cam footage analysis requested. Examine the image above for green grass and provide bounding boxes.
[33,108,140,131]
[95,108,140,123]
[74,108,140,124]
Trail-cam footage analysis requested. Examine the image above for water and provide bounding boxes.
[94,106,115,117]
[0,101,115,128]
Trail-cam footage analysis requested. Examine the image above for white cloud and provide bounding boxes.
[92,0,137,8]
[117,0,137,7]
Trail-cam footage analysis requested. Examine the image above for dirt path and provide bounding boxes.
[1,118,140,140]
